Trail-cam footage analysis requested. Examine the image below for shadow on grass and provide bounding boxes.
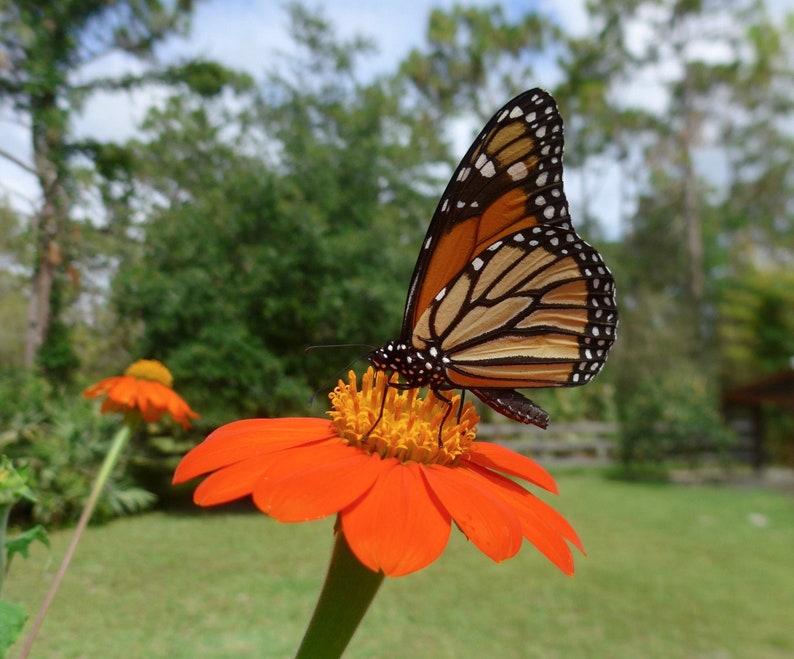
[162,481,260,517]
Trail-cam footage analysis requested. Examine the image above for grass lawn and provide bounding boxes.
[6,471,794,658]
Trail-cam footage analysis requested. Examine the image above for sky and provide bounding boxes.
[1,0,597,227]
[0,0,789,240]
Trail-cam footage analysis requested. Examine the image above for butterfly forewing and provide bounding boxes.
[403,89,571,336]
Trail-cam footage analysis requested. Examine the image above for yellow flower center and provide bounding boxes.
[328,368,479,466]
[124,359,174,388]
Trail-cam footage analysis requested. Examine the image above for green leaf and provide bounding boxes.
[5,525,50,561]
[0,599,27,655]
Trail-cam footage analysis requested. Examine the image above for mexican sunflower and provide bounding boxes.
[83,359,199,430]
[173,368,583,577]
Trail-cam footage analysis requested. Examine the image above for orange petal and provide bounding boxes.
[111,377,138,407]
[465,463,581,574]
[173,418,335,483]
[100,397,120,415]
[192,455,274,506]
[423,464,523,563]
[83,377,119,399]
[466,442,558,494]
[342,461,451,577]
[139,382,170,419]
[253,444,383,522]
[519,488,584,553]
[165,393,199,429]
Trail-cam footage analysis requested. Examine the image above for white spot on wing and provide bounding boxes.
[507,162,528,181]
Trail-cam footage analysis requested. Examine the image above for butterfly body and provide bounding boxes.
[368,89,618,429]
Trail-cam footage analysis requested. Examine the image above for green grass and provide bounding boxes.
[6,472,794,658]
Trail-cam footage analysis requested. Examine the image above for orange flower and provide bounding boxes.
[173,368,583,577]
[83,359,199,430]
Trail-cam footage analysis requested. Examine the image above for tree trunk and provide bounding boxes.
[24,94,66,369]
[681,67,704,319]
[24,204,61,368]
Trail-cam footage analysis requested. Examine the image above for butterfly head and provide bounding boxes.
[368,341,448,388]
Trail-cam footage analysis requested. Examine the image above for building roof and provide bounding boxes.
[723,368,794,407]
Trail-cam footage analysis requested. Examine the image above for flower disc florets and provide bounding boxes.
[328,369,479,466]
[124,359,174,388]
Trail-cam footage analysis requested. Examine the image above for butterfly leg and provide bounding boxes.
[431,388,457,447]
[361,371,421,442]
[361,379,390,443]
[456,389,466,424]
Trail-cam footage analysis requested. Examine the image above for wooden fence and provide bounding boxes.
[476,421,618,466]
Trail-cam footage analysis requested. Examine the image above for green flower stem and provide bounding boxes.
[0,503,11,596]
[296,528,384,659]
[19,423,132,658]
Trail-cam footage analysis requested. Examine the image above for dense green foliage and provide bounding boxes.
[0,370,156,526]
[110,9,450,422]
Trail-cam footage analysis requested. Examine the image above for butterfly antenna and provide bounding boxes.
[305,343,375,354]
[306,353,370,408]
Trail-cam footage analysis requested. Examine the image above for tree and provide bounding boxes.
[400,4,560,120]
[111,4,451,422]
[564,1,793,358]
[0,0,244,376]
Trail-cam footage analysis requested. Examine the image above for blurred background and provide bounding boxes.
[2,2,794,656]
[1,0,793,550]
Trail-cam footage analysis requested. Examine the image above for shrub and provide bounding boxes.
[0,369,155,526]
[617,365,737,477]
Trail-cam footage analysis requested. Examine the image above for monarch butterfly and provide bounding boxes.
[368,88,618,429]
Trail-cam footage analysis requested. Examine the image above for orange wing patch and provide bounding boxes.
[516,307,589,335]
[407,91,570,330]
[448,362,576,388]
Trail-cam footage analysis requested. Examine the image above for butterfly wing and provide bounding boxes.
[402,88,571,339]
[372,88,617,428]
[412,223,617,384]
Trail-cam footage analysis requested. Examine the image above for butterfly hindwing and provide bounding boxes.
[403,89,571,336]
[412,224,617,391]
